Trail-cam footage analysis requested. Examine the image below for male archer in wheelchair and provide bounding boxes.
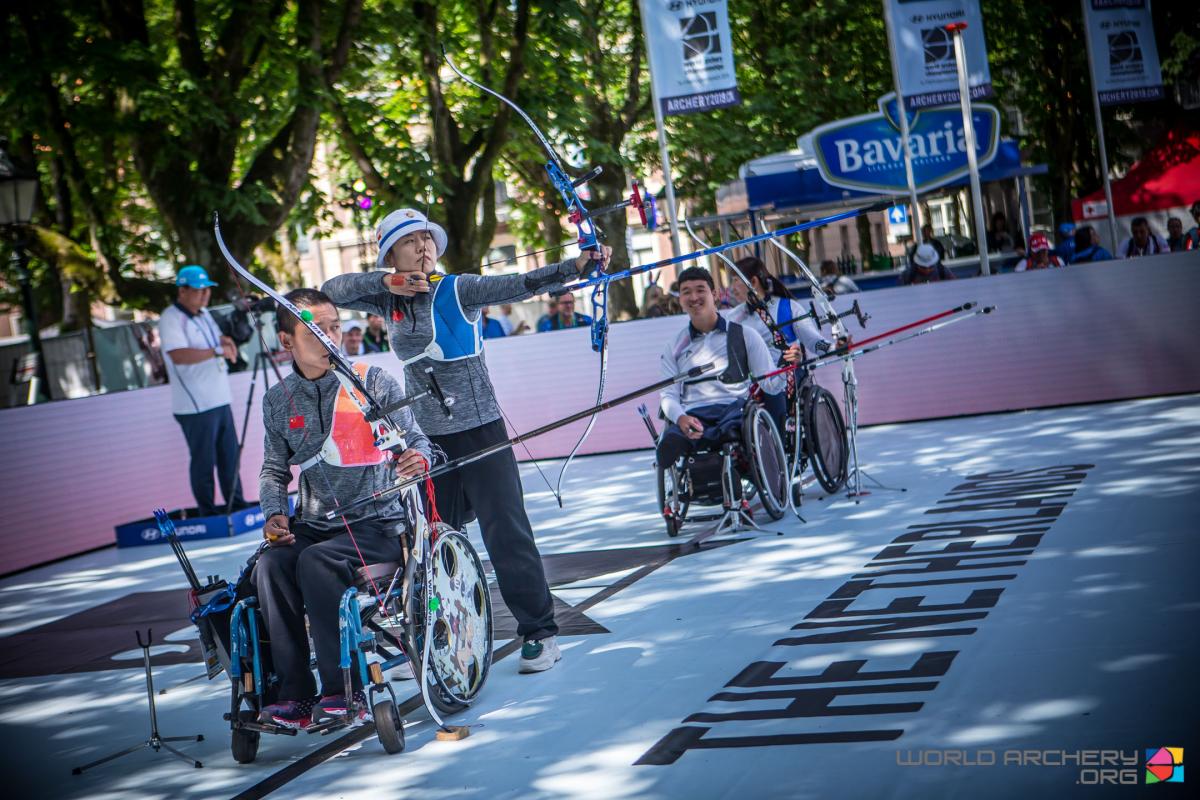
[657,266,803,474]
[255,288,433,729]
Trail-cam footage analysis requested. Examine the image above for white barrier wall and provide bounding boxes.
[2,253,1198,574]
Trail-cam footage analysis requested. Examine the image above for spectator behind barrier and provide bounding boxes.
[341,319,367,355]
[1070,226,1113,264]
[1117,217,1169,259]
[538,290,592,332]
[535,296,558,332]
[900,243,956,285]
[1165,217,1186,252]
[363,313,389,353]
[480,307,506,339]
[1015,232,1065,272]
[1055,222,1076,264]
[1187,201,1200,250]
[819,259,860,296]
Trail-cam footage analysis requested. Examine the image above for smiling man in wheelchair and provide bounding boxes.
[255,288,432,729]
[656,267,800,534]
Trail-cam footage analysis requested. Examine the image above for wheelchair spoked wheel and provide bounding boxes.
[656,462,689,537]
[804,385,849,494]
[744,404,788,520]
[416,528,493,716]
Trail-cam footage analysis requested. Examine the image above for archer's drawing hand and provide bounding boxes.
[386,272,431,297]
[264,515,294,546]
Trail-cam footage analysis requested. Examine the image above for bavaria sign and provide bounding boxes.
[811,93,1000,194]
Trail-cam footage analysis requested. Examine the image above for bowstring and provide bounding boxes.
[414,168,564,505]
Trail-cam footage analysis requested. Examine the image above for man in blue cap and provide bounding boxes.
[159,265,246,515]
[1054,222,1076,264]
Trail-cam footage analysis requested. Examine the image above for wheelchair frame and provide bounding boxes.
[652,397,789,538]
[160,482,493,764]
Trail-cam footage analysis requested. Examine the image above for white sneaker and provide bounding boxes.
[518,636,562,673]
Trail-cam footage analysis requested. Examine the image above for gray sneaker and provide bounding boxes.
[518,635,562,673]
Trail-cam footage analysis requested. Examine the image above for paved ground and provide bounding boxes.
[1,395,1196,799]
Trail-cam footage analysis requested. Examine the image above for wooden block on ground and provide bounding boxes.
[435,725,470,741]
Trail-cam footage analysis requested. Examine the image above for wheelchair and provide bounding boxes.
[783,367,850,502]
[652,396,789,538]
[158,484,493,763]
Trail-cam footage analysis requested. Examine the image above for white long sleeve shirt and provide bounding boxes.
[659,316,784,423]
[723,296,828,361]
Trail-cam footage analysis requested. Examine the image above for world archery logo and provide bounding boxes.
[921,27,955,77]
[1145,747,1183,784]
[680,13,721,61]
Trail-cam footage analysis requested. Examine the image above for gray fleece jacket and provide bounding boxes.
[321,259,584,436]
[259,365,432,533]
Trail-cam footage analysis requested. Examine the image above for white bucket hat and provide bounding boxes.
[375,208,448,268]
[913,243,941,268]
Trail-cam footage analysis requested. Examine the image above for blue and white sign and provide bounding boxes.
[1083,0,1164,105]
[887,205,909,226]
[811,93,1000,194]
[641,0,742,116]
[886,0,993,110]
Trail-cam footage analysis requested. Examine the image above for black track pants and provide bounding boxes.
[430,419,557,641]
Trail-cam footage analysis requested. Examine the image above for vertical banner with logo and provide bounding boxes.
[1082,0,1164,105]
[885,0,993,110]
[642,0,741,116]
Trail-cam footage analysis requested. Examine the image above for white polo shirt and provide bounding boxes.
[159,303,233,415]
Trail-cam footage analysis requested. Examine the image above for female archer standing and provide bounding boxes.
[322,208,609,673]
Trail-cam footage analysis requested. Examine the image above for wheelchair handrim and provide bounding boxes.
[426,530,493,705]
[748,406,788,518]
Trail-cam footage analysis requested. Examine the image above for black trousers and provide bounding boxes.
[430,419,557,641]
[174,404,245,515]
[254,519,405,700]
[657,400,746,466]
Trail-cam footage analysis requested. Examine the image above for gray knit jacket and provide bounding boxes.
[259,364,432,533]
[321,259,584,436]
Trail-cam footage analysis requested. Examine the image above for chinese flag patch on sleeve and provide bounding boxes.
[289,415,305,430]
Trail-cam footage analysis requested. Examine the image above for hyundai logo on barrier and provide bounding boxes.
[141,523,208,542]
[811,93,1000,194]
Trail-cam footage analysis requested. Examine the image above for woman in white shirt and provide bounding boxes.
[723,256,829,358]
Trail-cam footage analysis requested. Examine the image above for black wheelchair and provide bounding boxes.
[650,396,790,537]
[158,489,492,763]
[784,368,850,502]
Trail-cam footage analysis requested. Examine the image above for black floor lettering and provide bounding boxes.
[726,651,958,688]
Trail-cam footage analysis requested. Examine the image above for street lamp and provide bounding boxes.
[0,141,49,402]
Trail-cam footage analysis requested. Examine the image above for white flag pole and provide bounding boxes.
[883,0,923,245]
[1080,0,1120,250]
[947,22,991,276]
[638,0,682,257]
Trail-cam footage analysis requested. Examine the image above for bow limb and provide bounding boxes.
[443,49,613,500]
[757,218,855,343]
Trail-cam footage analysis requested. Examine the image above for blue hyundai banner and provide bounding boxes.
[810,93,999,194]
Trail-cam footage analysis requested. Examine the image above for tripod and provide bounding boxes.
[841,357,904,501]
[226,341,287,518]
[72,630,203,774]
